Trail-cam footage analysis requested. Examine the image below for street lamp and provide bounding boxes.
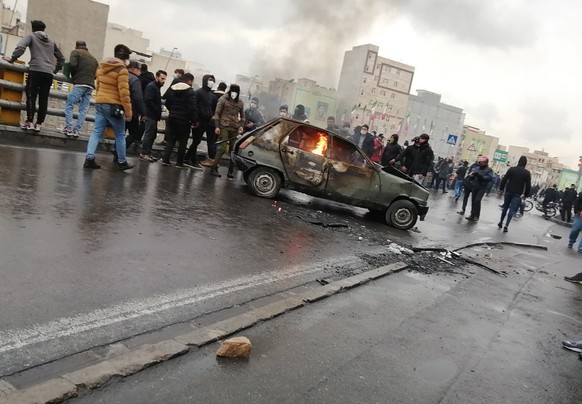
[164,47,178,72]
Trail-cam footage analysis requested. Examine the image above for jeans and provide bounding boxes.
[64,85,93,131]
[454,180,464,197]
[163,118,190,164]
[25,71,53,124]
[85,104,127,163]
[569,215,582,251]
[499,192,521,226]
[140,117,158,156]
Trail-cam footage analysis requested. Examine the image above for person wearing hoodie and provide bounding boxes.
[461,156,494,221]
[292,104,308,122]
[139,69,167,162]
[209,84,244,178]
[63,40,98,137]
[83,44,133,170]
[498,156,531,232]
[392,133,434,183]
[139,64,155,93]
[185,74,216,169]
[3,20,65,132]
[161,73,197,168]
[381,134,402,166]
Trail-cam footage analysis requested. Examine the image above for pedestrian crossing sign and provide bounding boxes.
[446,134,458,145]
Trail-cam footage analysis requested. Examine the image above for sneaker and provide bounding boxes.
[72,129,80,138]
[117,161,134,171]
[139,154,151,162]
[564,273,582,284]
[184,161,203,170]
[442,191,448,194]
[457,210,465,215]
[175,163,186,169]
[62,127,74,137]
[161,160,171,166]
[20,120,33,130]
[200,158,214,167]
[503,226,508,233]
[568,243,573,248]
[562,340,582,352]
[209,167,221,177]
[33,122,41,132]
[454,196,459,202]
[497,222,503,229]
[227,172,234,180]
[83,158,101,169]
[465,216,478,222]
[155,140,167,146]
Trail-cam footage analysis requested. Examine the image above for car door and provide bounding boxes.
[324,135,381,204]
[280,126,329,190]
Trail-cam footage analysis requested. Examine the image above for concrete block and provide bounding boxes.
[174,328,225,347]
[0,378,77,404]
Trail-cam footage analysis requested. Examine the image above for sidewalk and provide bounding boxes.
[67,241,582,404]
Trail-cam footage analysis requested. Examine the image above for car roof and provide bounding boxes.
[274,117,359,147]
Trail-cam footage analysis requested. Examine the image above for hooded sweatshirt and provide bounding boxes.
[94,57,132,120]
[193,74,216,122]
[10,31,65,74]
[164,82,197,123]
[499,156,532,196]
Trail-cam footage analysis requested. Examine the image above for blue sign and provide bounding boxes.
[446,134,458,145]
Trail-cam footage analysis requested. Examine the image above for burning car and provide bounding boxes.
[232,118,429,230]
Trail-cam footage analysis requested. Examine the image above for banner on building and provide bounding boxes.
[493,149,508,163]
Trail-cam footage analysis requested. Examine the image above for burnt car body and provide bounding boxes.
[232,118,429,230]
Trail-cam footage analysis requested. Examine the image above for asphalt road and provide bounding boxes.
[0,144,573,378]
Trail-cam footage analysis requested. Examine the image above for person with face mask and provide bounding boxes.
[461,156,493,221]
[352,124,375,157]
[392,134,433,183]
[184,74,217,169]
[381,133,402,166]
[243,97,265,134]
[209,84,245,178]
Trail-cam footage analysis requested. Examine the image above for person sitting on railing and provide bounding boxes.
[2,20,65,133]
[63,40,98,138]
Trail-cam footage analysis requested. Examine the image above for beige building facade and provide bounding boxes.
[456,126,499,164]
[337,44,414,132]
[27,0,109,61]
[103,23,149,59]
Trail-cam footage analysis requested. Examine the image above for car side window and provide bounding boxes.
[331,136,369,167]
[288,126,328,156]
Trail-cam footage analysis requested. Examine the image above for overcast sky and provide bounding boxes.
[18,0,582,169]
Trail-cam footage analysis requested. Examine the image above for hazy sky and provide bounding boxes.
[17,0,582,168]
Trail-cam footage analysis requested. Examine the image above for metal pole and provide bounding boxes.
[164,47,177,72]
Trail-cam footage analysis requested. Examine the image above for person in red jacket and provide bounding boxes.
[370,133,385,163]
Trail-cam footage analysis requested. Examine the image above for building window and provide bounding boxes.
[371,88,376,93]
[388,105,393,110]
[363,78,367,84]
[396,69,401,75]
[383,78,388,84]
[374,76,379,81]
[391,93,395,99]
[393,81,398,87]
[378,102,383,108]
[369,100,374,106]
[380,90,386,96]
[360,90,364,96]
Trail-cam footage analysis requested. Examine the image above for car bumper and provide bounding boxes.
[418,206,429,221]
[232,154,257,172]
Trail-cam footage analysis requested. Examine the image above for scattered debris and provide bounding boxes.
[216,336,253,359]
[316,278,330,285]
[358,237,363,241]
[296,215,349,228]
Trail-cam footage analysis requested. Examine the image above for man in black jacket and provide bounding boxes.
[392,133,434,183]
[123,61,146,151]
[454,161,469,201]
[139,69,167,162]
[352,124,374,157]
[139,64,155,93]
[565,191,582,255]
[161,73,197,168]
[542,184,559,217]
[498,156,531,232]
[380,134,402,166]
[185,74,216,169]
[561,184,577,223]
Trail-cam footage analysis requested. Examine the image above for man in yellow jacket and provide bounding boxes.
[83,44,133,170]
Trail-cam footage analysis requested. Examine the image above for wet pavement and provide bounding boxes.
[0,144,578,382]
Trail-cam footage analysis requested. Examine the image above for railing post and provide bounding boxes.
[0,60,25,125]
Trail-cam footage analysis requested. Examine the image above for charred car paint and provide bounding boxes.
[232,118,430,230]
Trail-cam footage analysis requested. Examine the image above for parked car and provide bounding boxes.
[232,118,430,230]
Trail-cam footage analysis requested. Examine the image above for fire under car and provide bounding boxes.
[232,118,430,230]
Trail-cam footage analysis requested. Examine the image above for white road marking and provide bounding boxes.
[0,257,362,354]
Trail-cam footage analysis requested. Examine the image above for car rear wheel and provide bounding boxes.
[385,200,418,230]
[248,167,282,198]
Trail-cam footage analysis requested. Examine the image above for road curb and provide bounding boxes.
[0,262,407,404]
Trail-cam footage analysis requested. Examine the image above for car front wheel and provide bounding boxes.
[248,167,282,198]
[385,200,418,230]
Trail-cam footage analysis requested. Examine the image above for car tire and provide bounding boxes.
[385,199,418,230]
[248,167,282,198]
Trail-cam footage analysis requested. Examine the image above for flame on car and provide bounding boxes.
[311,133,328,156]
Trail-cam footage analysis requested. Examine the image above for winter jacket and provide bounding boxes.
[436,160,453,179]
[139,71,155,93]
[456,165,468,180]
[371,138,384,163]
[396,142,434,176]
[194,75,216,122]
[128,72,145,119]
[9,31,65,74]
[164,82,197,123]
[213,95,244,131]
[69,46,98,87]
[211,90,225,114]
[543,187,559,203]
[94,57,132,120]
[499,159,531,196]
[244,107,265,130]
[143,80,163,121]
[381,142,402,166]
[562,188,577,204]
[464,163,493,189]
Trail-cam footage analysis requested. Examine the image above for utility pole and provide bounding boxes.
[577,155,582,192]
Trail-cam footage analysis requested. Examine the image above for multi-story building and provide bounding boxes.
[337,44,414,133]
[103,23,149,58]
[404,90,465,158]
[27,0,109,61]
[456,126,499,164]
